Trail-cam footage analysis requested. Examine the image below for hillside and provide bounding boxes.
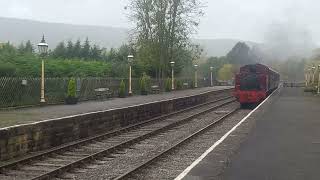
[194,39,260,57]
[0,17,128,49]
[0,17,257,57]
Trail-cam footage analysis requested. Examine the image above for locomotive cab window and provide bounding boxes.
[239,66,261,91]
[239,74,261,91]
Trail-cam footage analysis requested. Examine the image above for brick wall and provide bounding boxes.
[0,88,233,161]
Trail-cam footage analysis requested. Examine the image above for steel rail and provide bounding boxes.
[30,99,236,180]
[115,108,239,180]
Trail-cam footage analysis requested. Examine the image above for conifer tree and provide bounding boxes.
[17,42,25,54]
[24,40,34,53]
[82,37,90,59]
[73,39,82,58]
[66,40,74,58]
[90,44,101,60]
[53,41,66,58]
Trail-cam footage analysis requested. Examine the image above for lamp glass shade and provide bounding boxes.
[37,35,48,55]
[37,43,48,54]
[128,55,134,63]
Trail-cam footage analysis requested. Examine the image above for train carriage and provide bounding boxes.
[234,63,280,107]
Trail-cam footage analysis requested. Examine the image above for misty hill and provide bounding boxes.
[0,17,129,50]
[0,17,257,57]
[194,39,260,57]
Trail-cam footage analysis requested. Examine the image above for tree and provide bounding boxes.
[17,42,25,54]
[66,40,74,58]
[90,44,102,60]
[73,39,82,58]
[218,64,235,81]
[128,0,204,79]
[53,41,66,58]
[81,37,90,59]
[198,56,227,80]
[24,40,34,53]
[227,42,255,66]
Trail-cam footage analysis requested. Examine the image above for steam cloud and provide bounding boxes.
[262,21,316,60]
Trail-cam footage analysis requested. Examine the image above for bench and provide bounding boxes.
[151,85,160,94]
[94,88,112,100]
[183,83,189,89]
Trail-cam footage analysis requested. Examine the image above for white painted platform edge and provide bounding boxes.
[174,87,279,180]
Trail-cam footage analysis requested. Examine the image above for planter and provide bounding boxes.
[118,94,126,98]
[65,97,79,105]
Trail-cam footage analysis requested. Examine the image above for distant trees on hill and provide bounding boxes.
[52,38,103,60]
[226,42,259,66]
[0,40,128,77]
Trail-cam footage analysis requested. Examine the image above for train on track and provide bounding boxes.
[234,63,280,107]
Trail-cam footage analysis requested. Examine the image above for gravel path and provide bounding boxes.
[0,86,232,128]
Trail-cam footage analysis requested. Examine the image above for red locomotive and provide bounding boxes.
[234,63,280,107]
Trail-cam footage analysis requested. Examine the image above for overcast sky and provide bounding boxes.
[0,0,319,43]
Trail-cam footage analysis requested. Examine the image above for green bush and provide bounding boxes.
[119,80,126,98]
[140,73,150,95]
[0,63,16,77]
[176,80,183,90]
[67,78,76,97]
[165,78,172,92]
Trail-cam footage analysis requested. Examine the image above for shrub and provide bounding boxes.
[0,63,16,77]
[67,78,76,97]
[176,80,183,90]
[140,73,150,95]
[165,78,172,92]
[119,80,126,98]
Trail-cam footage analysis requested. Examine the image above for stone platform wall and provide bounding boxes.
[0,88,233,161]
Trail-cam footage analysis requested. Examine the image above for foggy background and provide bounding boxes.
[0,0,319,59]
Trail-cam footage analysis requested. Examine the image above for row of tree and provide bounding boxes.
[52,38,103,60]
[0,0,207,80]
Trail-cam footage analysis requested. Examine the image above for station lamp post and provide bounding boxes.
[312,66,316,85]
[128,55,134,96]
[318,65,320,94]
[210,66,214,87]
[37,35,48,103]
[194,64,198,88]
[308,68,312,85]
[305,69,308,87]
[170,61,175,90]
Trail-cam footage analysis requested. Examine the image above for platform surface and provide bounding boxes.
[0,86,232,128]
[184,87,320,180]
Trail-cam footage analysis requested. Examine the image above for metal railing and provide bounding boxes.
[0,77,212,108]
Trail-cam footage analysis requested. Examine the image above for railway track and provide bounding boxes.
[0,95,237,180]
[114,108,239,180]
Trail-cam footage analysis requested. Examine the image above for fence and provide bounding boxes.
[0,77,212,108]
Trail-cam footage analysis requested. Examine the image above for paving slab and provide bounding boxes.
[182,87,320,180]
[0,86,232,128]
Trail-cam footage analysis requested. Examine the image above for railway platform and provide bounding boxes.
[0,86,232,128]
[179,87,320,180]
